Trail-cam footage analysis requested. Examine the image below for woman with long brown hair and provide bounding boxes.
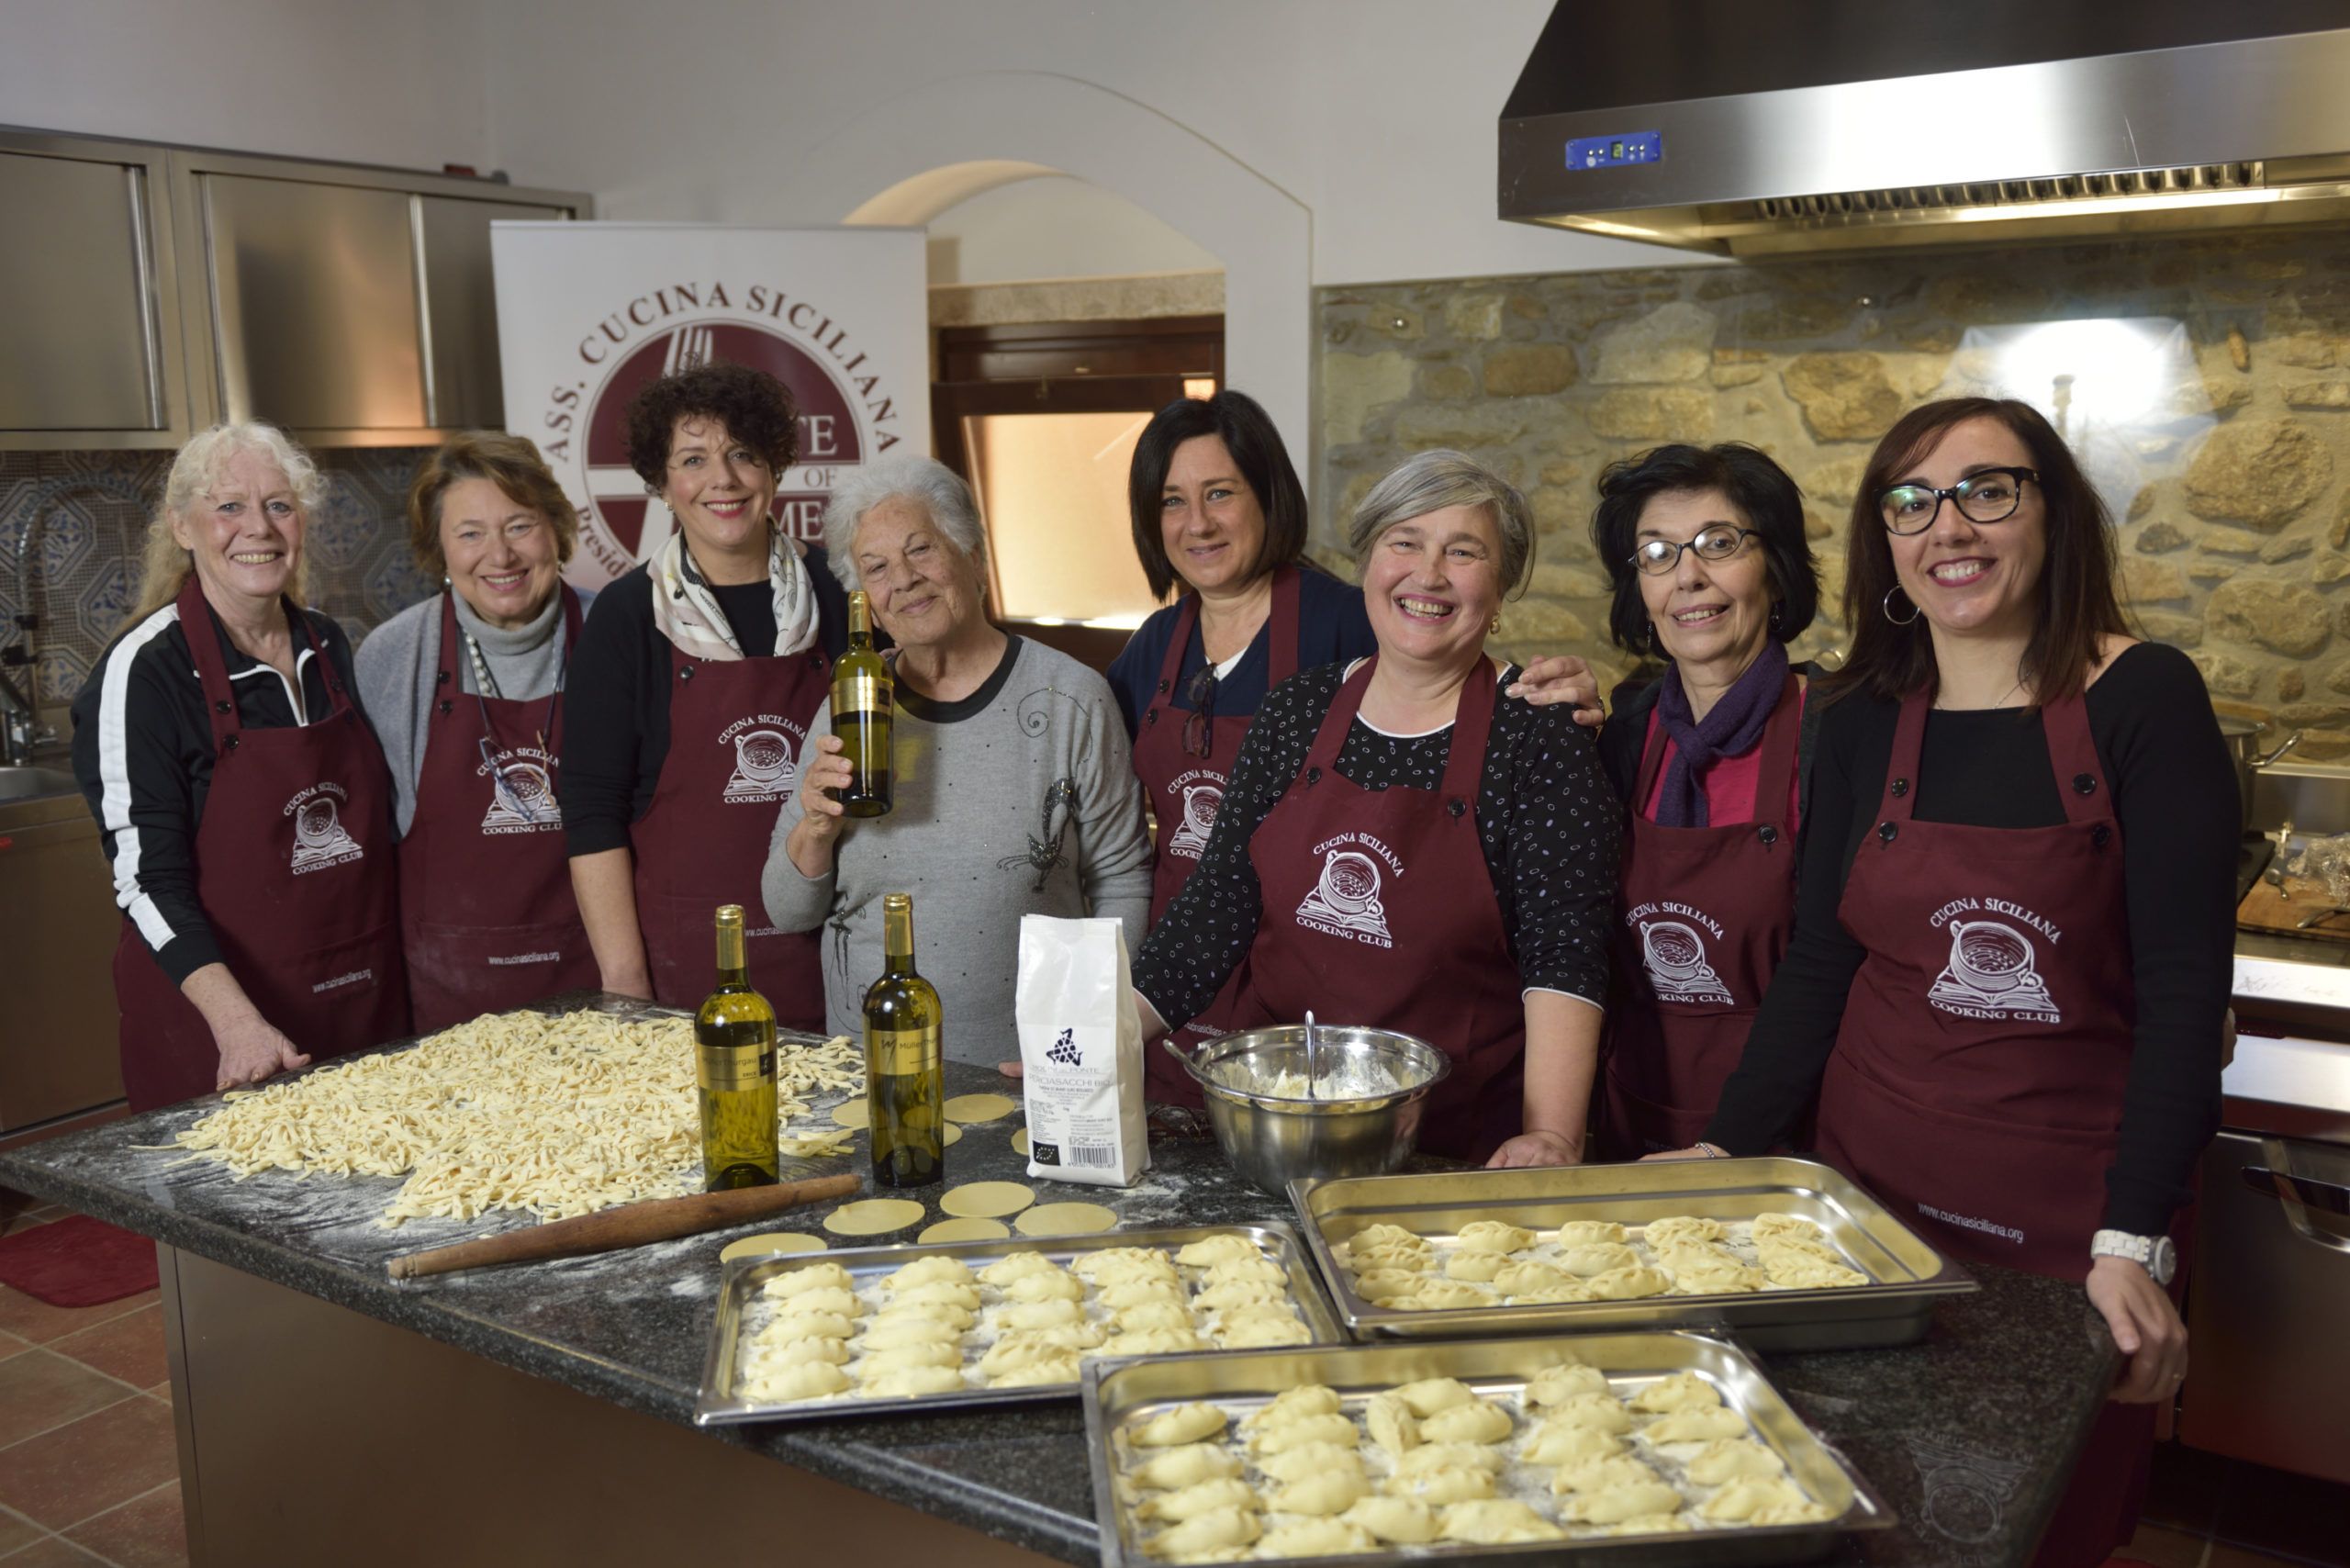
[1677,398,2235,1565]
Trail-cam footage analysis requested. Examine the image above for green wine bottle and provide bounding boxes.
[830,588,893,818]
[696,904,778,1191]
[863,893,943,1188]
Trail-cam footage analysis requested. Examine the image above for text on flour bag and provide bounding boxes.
[1016,914,1149,1186]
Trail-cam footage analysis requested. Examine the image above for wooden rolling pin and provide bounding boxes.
[386,1172,858,1280]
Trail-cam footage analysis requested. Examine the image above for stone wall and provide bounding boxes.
[1315,231,2350,756]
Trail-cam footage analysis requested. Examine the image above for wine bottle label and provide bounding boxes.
[699,1041,774,1092]
[834,673,888,716]
[867,1025,938,1077]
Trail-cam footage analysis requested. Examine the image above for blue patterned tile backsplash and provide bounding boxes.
[1,445,434,739]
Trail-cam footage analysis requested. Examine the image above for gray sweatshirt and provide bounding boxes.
[763,635,1152,1065]
[352,588,573,835]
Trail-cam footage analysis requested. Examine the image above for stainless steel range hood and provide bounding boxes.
[1500,1,2350,257]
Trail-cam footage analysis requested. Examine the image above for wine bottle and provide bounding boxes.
[696,904,778,1191]
[830,588,893,818]
[863,892,943,1187]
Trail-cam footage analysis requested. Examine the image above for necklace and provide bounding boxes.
[1936,673,2026,711]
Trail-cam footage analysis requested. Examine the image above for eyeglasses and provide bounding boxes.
[1878,467,2038,535]
[1181,664,1218,760]
[1628,525,1758,577]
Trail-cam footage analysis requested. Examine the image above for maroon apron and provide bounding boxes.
[1818,688,2177,1568]
[1597,673,1801,1159]
[111,578,409,1111]
[1227,657,1526,1160]
[397,588,599,1032]
[1137,567,1301,1107]
[630,638,829,1028]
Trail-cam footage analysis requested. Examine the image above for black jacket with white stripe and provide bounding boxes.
[69,596,369,987]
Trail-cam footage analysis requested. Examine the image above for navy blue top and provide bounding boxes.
[1104,564,1378,739]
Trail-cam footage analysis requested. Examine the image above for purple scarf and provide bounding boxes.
[1652,641,1789,828]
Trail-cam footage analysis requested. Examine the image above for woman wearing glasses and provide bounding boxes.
[1583,443,1823,1160]
[1682,399,2233,1567]
[356,433,600,1031]
[1131,451,1620,1164]
[1106,391,1377,1103]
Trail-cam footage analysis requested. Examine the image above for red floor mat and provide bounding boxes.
[0,1213,160,1306]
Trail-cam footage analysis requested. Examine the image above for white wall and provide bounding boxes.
[926,175,1221,286]
[3,0,491,173]
[476,0,1662,287]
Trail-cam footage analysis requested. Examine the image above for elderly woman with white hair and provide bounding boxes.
[1131,450,1620,1165]
[71,421,408,1109]
[763,455,1151,1060]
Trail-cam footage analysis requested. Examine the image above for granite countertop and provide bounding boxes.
[0,996,2116,1566]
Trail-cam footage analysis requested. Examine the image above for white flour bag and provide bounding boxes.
[1016,914,1148,1186]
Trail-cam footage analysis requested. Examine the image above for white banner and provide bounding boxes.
[490,223,929,588]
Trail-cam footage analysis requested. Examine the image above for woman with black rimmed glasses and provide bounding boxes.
[356,432,601,1031]
[1105,391,1379,1103]
[1662,398,2233,1568]
[1581,442,1825,1161]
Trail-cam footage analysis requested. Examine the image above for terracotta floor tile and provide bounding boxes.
[0,1534,107,1564]
[0,1397,178,1530]
[0,1289,159,1349]
[2210,1548,2332,1568]
[0,1352,139,1450]
[48,1306,164,1393]
[64,1480,186,1568]
[0,1331,29,1365]
[2120,1522,2212,1568]
[0,1503,47,1556]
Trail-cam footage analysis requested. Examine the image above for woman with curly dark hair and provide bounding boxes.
[559,363,855,1023]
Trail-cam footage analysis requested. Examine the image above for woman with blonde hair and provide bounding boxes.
[72,422,407,1108]
[355,432,599,1029]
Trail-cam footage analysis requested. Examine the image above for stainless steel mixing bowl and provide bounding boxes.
[1162,1024,1450,1196]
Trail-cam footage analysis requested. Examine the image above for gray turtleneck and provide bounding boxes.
[353,587,575,835]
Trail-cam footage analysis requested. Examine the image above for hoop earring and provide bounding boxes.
[1488,613,1503,635]
[1882,587,1920,626]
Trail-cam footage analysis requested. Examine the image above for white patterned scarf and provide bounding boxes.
[649,525,820,662]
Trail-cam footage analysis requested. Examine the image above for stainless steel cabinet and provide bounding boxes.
[0,133,191,448]
[0,129,588,447]
[0,780,126,1129]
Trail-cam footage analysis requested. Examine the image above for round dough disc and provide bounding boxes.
[828,1098,870,1129]
[942,1092,1018,1125]
[822,1198,927,1237]
[920,1216,1011,1244]
[1014,1201,1120,1238]
[1012,1127,1030,1156]
[940,1181,1036,1219]
[719,1232,826,1261]
[942,1122,963,1147]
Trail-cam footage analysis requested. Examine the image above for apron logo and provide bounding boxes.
[284,784,364,875]
[1296,834,1399,948]
[1634,914,1735,1006]
[718,715,803,802]
[1166,774,1224,861]
[1927,902,2062,1022]
[476,749,563,834]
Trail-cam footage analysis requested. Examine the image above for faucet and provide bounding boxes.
[5,473,156,767]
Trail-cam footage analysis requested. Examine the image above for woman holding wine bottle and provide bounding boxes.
[559,363,856,1028]
[763,454,1152,1063]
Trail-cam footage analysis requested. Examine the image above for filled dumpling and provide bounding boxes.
[1133,1402,1227,1447]
[1418,1400,1512,1446]
[1268,1468,1371,1517]
[1454,1220,1537,1254]
[1437,1499,1565,1543]
[1131,1443,1243,1491]
[1340,1495,1439,1544]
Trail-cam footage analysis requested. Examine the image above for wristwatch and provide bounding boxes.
[2089,1229,2177,1285]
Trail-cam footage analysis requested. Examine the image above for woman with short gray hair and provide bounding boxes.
[1132,449,1621,1165]
[765,456,1152,1060]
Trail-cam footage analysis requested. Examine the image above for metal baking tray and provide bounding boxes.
[1290,1157,1975,1351]
[1083,1329,1893,1566]
[693,1222,1344,1426]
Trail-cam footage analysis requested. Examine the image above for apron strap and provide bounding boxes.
[181,577,343,750]
[1264,566,1303,687]
[1140,592,1202,731]
[1879,689,1931,824]
[1304,656,1376,772]
[560,582,584,647]
[2040,693,2115,826]
[433,589,462,717]
[1632,707,1673,813]
[1438,662,1501,818]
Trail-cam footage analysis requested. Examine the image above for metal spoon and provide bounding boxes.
[1304,1010,1318,1101]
